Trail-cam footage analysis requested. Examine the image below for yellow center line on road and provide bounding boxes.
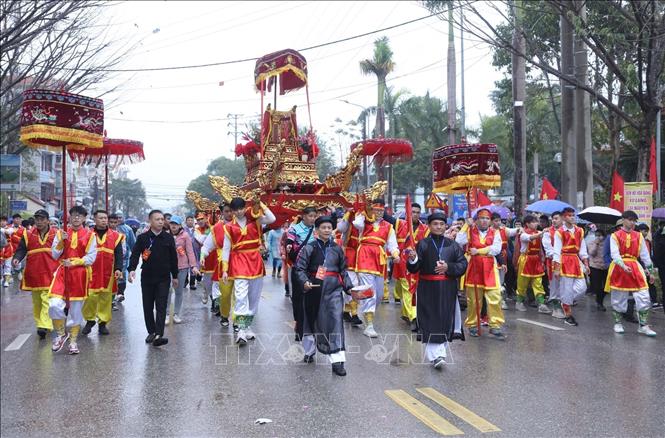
[385,389,464,436]
[417,387,501,433]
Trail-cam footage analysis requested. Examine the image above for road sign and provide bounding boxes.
[10,200,27,213]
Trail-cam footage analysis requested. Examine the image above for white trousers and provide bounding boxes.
[303,335,346,363]
[610,290,651,313]
[234,278,262,317]
[425,342,449,362]
[558,276,587,305]
[548,275,560,301]
[357,272,385,314]
[1,259,11,276]
[343,271,359,304]
[48,298,84,328]
[211,280,221,300]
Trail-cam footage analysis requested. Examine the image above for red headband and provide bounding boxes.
[476,209,491,219]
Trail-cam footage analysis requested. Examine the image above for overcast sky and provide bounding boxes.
[92,1,504,210]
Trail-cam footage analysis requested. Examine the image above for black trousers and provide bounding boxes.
[291,269,304,339]
[589,267,608,305]
[141,279,170,336]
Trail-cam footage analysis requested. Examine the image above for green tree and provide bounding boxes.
[109,177,148,218]
[360,36,395,142]
[186,156,245,208]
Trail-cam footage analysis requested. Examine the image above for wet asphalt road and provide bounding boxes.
[1,271,664,438]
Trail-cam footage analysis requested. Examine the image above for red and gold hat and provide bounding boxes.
[475,208,491,219]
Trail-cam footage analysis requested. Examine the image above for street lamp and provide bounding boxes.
[339,99,370,188]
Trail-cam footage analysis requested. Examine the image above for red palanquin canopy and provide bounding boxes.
[69,138,144,166]
[432,143,501,193]
[19,89,104,150]
[254,49,307,94]
[350,138,413,165]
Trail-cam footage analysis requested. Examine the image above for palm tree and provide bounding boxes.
[359,36,395,142]
[383,86,409,137]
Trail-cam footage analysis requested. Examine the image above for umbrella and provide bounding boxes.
[652,207,665,220]
[525,200,573,215]
[578,206,622,225]
[471,204,510,220]
[69,138,145,211]
[124,218,140,228]
[19,89,104,223]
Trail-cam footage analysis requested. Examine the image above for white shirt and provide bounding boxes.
[542,227,556,258]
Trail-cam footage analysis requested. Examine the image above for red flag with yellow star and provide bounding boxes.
[540,177,559,200]
[609,170,624,212]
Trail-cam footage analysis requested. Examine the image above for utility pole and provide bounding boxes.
[574,0,592,208]
[512,0,527,216]
[446,1,457,146]
[560,3,577,206]
[227,113,242,159]
[460,7,466,139]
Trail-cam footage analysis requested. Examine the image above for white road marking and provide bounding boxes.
[4,333,31,351]
[516,318,565,331]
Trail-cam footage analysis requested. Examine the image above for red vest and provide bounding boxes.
[463,226,499,289]
[49,227,95,300]
[518,229,544,277]
[414,222,430,243]
[557,225,584,278]
[89,229,123,294]
[196,224,217,273]
[605,229,648,291]
[1,226,15,260]
[21,227,58,292]
[10,226,25,249]
[355,219,393,276]
[226,217,265,279]
[210,221,228,282]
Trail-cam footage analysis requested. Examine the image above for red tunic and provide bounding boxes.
[392,218,410,280]
[545,227,556,280]
[355,220,393,276]
[1,226,15,260]
[605,229,648,291]
[225,218,265,280]
[21,227,58,292]
[49,227,95,301]
[463,226,499,289]
[10,226,26,250]
[518,230,544,277]
[557,226,584,278]
[210,221,227,282]
[89,229,123,294]
[499,227,509,265]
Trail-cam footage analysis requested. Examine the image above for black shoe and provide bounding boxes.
[303,354,315,363]
[190,285,197,290]
[233,324,239,333]
[81,320,96,335]
[152,335,168,347]
[564,316,578,326]
[343,312,353,323]
[116,294,125,303]
[220,317,230,327]
[596,304,606,312]
[37,328,47,340]
[98,323,110,335]
[410,319,419,332]
[145,333,156,343]
[350,315,363,325]
[294,333,302,342]
[394,298,401,304]
[332,362,346,376]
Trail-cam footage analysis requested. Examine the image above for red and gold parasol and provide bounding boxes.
[69,137,145,211]
[254,49,307,94]
[432,143,501,193]
[19,89,104,223]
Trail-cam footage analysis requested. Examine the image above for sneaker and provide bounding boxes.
[233,324,239,333]
[112,301,119,311]
[613,323,625,334]
[651,303,662,309]
[381,298,389,304]
[117,294,125,303]
[432,356,446,369]
[564,316,578,326]
[145,333,156,343]
[245,328,256,340]
[538,304,552,314]
[350,315,363,326]
[468,327,479,337]
[98,322,110,335]
[2,280,8,288]
[152,335,168,346]
[202,294,208,305]
[81,320,96,335]
[303,354,315,363]
[68,342,80,355]
[173,314,182,324]
[164,315,170,326]
[515,301,527,312]
[52,333,69,352]
[637,325,657,337]
[343,312,353,323]
[394,298,401,304]
[332,362,347,376]
[500,299,509,310]
[410,319,419,332]
[363,324,378,338]
[480,316,489,327]
[489,327,506,340]
[220,316,230,327]
[236,329,247,344]
[551,308,566,319]
[37,328,47,340]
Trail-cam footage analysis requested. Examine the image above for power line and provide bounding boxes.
[51,11,448,73]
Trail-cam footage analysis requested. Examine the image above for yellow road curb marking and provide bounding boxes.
[417,387,501,433]
[385,389,464,436]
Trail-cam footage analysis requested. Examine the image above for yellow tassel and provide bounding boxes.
[70,325,80,343]
[365,311,374,323]
[626,233,631,249]
[71,230,78,249]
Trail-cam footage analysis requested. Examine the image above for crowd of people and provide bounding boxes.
[1,198,662,375]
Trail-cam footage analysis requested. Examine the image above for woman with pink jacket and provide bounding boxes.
[168,216,199,324]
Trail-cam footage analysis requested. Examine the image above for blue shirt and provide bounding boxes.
[603,233,612,266]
